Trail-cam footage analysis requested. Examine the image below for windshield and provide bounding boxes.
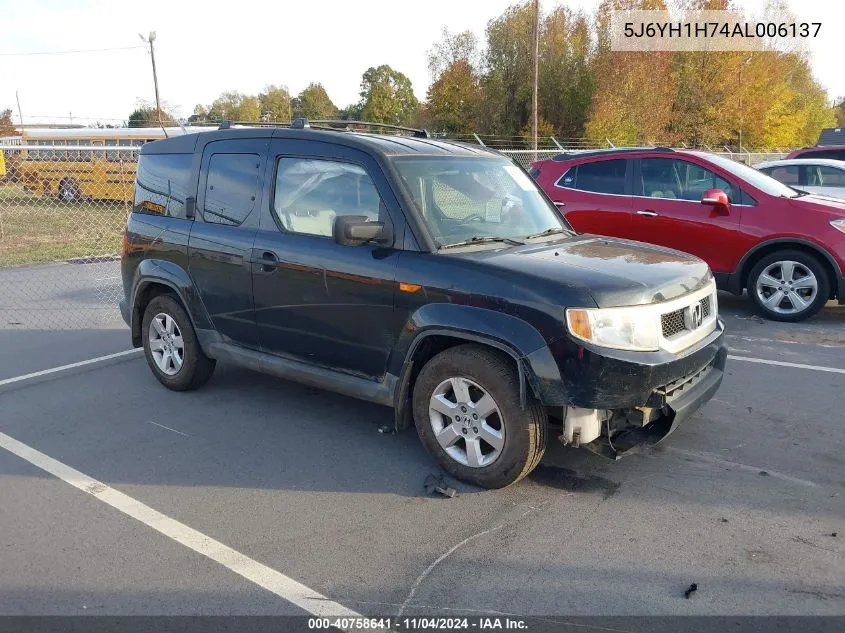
[698,152,802,198]
[392,156,571,247]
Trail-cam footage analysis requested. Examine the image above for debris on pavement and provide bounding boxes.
[377,425,393,434]
[424,474,459,498]
[684,583,699,599]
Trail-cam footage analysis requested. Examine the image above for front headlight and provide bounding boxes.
[566,305,659,352]
[832,219,845,235]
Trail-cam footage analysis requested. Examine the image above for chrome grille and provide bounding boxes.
[700,296,711,319]
[661,308,686,338]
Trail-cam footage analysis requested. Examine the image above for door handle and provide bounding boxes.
[637,210,659,217]
[256,251,279,273]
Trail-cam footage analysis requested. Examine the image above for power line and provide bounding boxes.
[0,45,144,57]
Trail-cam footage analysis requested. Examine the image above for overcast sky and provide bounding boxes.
[1,0,842,127]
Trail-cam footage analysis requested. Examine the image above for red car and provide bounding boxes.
[786,146,845,161]
[529,148,845,321]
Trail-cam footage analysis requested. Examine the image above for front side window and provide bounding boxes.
[807,165,845,188]
[392,157,570,247]
[641,158,740,203]
[203,153,261,226]
[273,158,383,237]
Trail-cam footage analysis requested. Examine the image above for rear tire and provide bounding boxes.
[141,294,215,391]
[747,250,829,322]
[58,178,81,203]
[412,344,547,489]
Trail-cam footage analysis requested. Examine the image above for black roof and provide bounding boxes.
[140,126,499,158]
[550,147,675,161]
[817,128,845,146]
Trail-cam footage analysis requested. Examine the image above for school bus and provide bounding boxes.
[17,127,212,202]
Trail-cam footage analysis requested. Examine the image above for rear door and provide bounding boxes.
[188,138,268,349]
[251,138,404,379]
[552,158,635,239]
[630,157,743,273]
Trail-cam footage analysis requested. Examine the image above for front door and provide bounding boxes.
[251,139,404,379]
[630,157,743,274]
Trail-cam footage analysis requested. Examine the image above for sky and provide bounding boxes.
[1,0,842,127]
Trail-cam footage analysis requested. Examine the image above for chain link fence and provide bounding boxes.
[0,138,791,333]
[0,144,133,330]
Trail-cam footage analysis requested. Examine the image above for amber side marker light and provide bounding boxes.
[566,309,593,341]
[399,283,422,293]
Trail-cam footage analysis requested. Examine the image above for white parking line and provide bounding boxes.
[0,349,143,388]
[0,430,359,617]
[728,355,845,375]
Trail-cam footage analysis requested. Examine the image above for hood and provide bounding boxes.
[451,235,712,308]
[791,194,845,214]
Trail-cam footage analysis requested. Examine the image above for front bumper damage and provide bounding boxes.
[556,321,728,459]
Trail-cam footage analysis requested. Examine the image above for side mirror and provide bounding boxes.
[701,188,729,209]
[333,215,392,247]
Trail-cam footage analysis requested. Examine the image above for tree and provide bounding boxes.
[426,29,482,134]
[127,103,176,127]
[0,109,16,136]
[358,65,419,125]
[259,85,292,122]
[836,98,845,127]
[207,91,261,122]
[293,83,338,120]
[188,104,209,124]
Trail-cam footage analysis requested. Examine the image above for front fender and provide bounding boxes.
[388,304,565,422]
[130,259,211,343]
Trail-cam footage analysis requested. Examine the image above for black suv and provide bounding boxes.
[120,120,727,489]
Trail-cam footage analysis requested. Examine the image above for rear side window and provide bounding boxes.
[560,160,627,195]
[801,149,845,161]
[807,165,845,187]
[133,153,194,218]
[203,153,261,226]
[761,165,800,185]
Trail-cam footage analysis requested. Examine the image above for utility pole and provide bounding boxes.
[531,0,540,160]
[738,54,752,151]
[139,32,163,126]
[15,90,23,128]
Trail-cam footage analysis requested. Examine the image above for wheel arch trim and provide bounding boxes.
[736,237,842,297]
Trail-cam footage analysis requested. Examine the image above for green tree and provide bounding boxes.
[358,65,419,125]
[259,85,292,122]
[293,83,338,120]
[835,98,845,127]
[188,104,209,124]
[207,91,261,122]
[426,29,482,134]
[127,104,176,127]
[0,109,16,136]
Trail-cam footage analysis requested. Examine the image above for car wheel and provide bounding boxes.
[412,344,547,489]
[58,178,81,203]
[141,294,216,391]
[748,250,830,322]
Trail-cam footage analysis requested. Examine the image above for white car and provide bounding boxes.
[756,158,845,199]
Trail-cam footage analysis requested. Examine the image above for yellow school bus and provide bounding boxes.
[17,127,212,202]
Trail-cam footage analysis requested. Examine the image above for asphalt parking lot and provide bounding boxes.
[0,262,843,621]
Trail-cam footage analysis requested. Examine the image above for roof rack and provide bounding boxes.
[291,118,430,138]
[217,120,293,130]
[551,146,675,161]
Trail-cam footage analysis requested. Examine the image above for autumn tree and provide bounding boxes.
[835,98,845,127]
[426,29,482,134]
[0,109,16,136]
[259,85,292,122]
[293,83,338,120]
[358,65,419,125]
[188,104,209,123]
[207,91,261,122]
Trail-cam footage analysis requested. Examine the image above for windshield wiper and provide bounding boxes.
[439,236,526,250]
[524,227,568,240]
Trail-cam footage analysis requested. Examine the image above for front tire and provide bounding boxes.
[141,294,215,391]
[412,344,547,489]
[748,250,829,322]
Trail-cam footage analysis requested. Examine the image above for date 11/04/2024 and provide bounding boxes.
[308,617,529,630]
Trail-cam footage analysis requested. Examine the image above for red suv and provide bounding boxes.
[530,148,845,321]
[786,146,845,161]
